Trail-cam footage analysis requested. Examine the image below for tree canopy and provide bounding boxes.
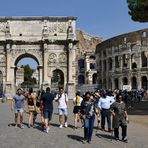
[21,64,37,86]
[127,0,148,22]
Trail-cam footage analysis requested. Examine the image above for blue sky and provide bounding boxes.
[1,0,148,68]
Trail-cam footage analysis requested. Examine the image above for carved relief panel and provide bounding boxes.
[48,53,57,65]
[59,52,67,64]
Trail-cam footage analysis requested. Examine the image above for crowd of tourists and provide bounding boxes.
[11,87,138,144]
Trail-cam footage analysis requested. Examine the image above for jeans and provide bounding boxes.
[84,114,95,141]
[101,109,111,129]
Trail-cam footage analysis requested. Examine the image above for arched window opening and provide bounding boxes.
[132,77,137,89]
[99,60,102,71]
[103,60,106,71]
[114,78,119,89]
[115,56,119,68]
[132,62,137,69]
[142,76,147,90]
[90,63,96,70]
[108,58,112,70]
[103,79,106,88]
[89,55,96,60]
[123,77,128,85]
[92,73,97,84]
[103,50,106,58]
[78,59,85,73]
[78,75,85,84]
[141,52,147,67]
[142,32,147,38]
[108,78,112,89]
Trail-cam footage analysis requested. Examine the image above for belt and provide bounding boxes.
[102,108,109,110]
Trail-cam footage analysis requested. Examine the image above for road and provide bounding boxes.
[0,100,148,148]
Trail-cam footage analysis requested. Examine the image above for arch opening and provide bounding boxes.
[123,77,128,85]
[132,77,137,89]
[141,76,147,90]
[15,54,39,91]
[114,78,119,89]
[78,75,85,84]
[92,73,97,84]
[78,59,85,73]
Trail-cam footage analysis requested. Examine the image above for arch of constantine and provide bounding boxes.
[0,16,77,99]
[96,28,148,90]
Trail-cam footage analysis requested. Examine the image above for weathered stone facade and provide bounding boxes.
[76,30,102,92]
[96,28,148,90]
[0,16,77,99]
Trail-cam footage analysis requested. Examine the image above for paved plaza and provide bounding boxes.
[0,100,148,148]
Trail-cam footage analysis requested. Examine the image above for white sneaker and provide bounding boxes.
[64,122,68,128]
[59,124,63,128]
[45,127,50,133]
[20,124,24,129]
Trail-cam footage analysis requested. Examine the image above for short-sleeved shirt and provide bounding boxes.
[55,93,68,109]
[110,101,127,128]
[73,96,83,106]
[42,92,55,111]
[13,95,25,109]
[81,99,96,118]
[98,96,115,109]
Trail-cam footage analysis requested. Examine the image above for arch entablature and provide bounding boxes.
[11,49,43,66]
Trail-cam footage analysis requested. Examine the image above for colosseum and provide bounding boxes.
[96,28,148,91]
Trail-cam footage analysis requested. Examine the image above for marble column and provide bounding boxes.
[111,78,115,90]
[137,74,141,90]
[38,65,43,89]
[43,43,48,82]
[67,42,76,99]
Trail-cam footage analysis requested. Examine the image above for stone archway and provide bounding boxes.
[13,53,41,92]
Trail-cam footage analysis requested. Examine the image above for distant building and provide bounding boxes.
[32,69,39,84]
[96,28,148,90]
[16,67,24,87]
[76,30,102,92]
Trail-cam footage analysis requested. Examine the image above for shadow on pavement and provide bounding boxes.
[67,134,84,142]
[8,123,15,127]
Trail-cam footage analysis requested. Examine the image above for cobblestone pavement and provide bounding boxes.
[0,100,148,148]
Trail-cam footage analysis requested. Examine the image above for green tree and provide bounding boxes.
[20,65,37,86]
[21,64,33,81]
[127,0,148,22]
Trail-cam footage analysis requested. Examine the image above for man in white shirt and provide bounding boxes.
[98,90,115,131]
[55,87,68,128]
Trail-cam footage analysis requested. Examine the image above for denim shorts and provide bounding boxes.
[58,108,68,115]
[14,108,24,113]
[44,110,53,120]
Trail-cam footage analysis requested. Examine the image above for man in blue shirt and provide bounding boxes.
[11,88,25,128]
[42,87,55,133]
